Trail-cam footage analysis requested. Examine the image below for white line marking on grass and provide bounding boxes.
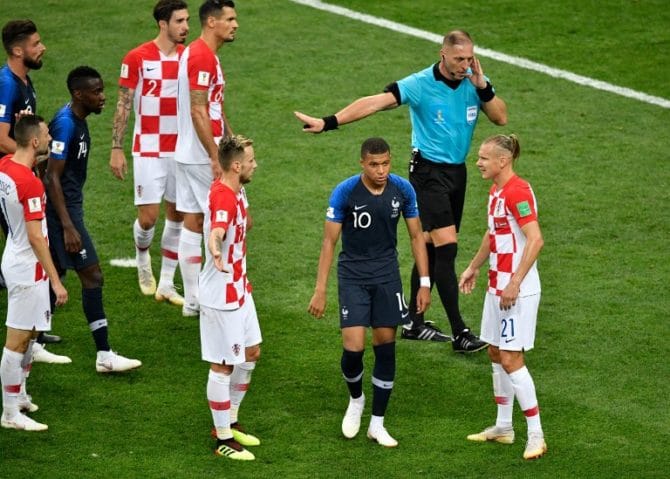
[110,258,137,268]
[290,0,670,109]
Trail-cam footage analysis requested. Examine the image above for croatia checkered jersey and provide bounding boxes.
[118,41,184,158]
[487,175,540,297]
[199,181,251,310]
[175,38,225,165]
[0,155,48,286]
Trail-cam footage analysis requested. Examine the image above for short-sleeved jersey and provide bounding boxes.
[118,41,184,158]
[487,175,540,297]
[0,155,48,286]
[47,104,90,213]
[395,63,488,165]
[327,173,419,284]
[199,181,252,310]
[175,38,225,165]
[0,64,37,154]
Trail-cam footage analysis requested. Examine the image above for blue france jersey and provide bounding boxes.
[327,173,419,284]
[0,64,37,152]
[47,104,91,213]
[397,63,489,164]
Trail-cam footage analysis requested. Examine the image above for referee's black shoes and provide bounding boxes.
[401,321,451,342]
[452,329,488,353]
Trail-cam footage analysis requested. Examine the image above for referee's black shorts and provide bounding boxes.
[408,150,467,233]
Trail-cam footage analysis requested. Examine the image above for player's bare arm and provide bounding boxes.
[500,220,543,310]
[308,220,341,319]
[295,92,398,134]
[26,219,68,305]
[0,122,17,154]
[109,86,133,180]
[190,89,222,178]
[406,216,431,314]
[45,158,81,253]
[459,231,490,295]
[207,226,228,272]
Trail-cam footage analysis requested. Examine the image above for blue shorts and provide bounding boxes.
[47,211,99,271]
[338,279,410,329]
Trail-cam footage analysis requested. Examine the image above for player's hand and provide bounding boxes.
[499,282,520,310]
[415,287,431,314]
[208,231,230,273]
[459,266,479,294]
[466,56,487,89]
[210,158,224,180]
[109,148,128,180]
[63,225,82,253]
[52,282,68,306]
[308,290,327,318]
[294,111,325,134]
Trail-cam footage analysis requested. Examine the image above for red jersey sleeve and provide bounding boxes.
[209,186,237,231]
[119,48,140,89]
[187,47,217,92]
[20,176,45,222]
[505,180,538,228]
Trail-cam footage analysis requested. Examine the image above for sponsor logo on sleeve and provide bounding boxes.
[0,104,6,117]
[467,105,478,124]
[215,210,228,223]
[516,201,532,217]
[197,71,210,86]
[28,197,41,213]
[120,63,129,79]
[51,141,65,154]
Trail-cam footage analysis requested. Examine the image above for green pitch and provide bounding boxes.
[1,1,668,477]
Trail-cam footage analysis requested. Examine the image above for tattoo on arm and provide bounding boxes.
[190,89,208,106]
[112,87,133,148]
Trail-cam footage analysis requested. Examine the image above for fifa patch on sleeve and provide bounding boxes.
[120,63,129,79]
[28,197,42,213]
[197,71,210,86]
[215,210,228,223]
[0,104,6,117]
[326,207,335,219]
[51,141,65,155]
[516,200,532,217]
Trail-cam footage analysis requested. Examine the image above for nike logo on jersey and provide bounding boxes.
[146,67,157,72]
[80,133,85,140]
[401,312,409,319]
[354,204,367,211]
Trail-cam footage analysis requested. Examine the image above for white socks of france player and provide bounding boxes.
[178,228,202,309]
[158,220,182,290]
[508,366,543,434]
[134,219,154,267]
[230,362,255,424]
[1,348,24,418]
[208,370,232,440]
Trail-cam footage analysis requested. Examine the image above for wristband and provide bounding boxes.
[321,115,339,132]
[476,82,495,102]
[419,276,430,288]
[111,146,123,150]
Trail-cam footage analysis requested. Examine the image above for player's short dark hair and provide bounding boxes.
[66,66,102,94]
[218,134,252,171]
[14,114,45,147]
[361,137,390,158]
[2,20,38,55]
[153,0,189,23]
[199,0,235,25]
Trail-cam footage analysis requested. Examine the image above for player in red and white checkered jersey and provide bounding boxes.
[459,134,547,460]
[199,135,260,461]
[174,0,237,318]
[0,115,68,432]
[109,0,189,306]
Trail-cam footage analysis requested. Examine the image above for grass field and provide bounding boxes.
[1,1,669,478]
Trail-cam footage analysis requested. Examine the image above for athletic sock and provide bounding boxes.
[407,243,435,329]
[178,228,202,308]
[341,349,364,399]
[230,361,255,424]
[133,219,154,267]
[158,219,181,290]
[433,243,467,335]
[508,366,543,434]
[82,287,111,352]
[1,348,24,417]
[19,340,34,399]
[492,362,514,428]
[371,342,395,417]
[208,369,232,440]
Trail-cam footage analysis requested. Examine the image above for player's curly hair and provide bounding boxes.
[483,134,521,161]
[218,134,253,170]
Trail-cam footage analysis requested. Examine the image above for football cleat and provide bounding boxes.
[467,425,515,444]
[341,394,365,439]
[18,395,39,413]
[137,258,157,296]
[182,303,200,317]
[367,427,398,448]
[155,285,185,307]
[96,351,142,373]
[32,343,72,364]
[523,432,547,460]
[401,321,452,342]
[231,422,261,446]
[452,329,488,353]
[214,438,255,461]
[1,412,48,431]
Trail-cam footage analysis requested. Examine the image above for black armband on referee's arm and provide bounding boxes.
[321,115,339,132]
[476,82,495,103]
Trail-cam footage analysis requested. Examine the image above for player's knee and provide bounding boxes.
[80,266,103,289]
[499,351,524,374]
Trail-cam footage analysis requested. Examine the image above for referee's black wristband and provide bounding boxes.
[476,82,495,103]
[321,115,339,132]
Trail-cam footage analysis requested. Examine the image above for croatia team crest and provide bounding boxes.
[136,185,143,198]
[232,344,241,356]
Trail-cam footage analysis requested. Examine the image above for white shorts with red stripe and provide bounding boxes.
[176,162,212,214]
[133,156,177,206]
[5,280,52,331]
[200,295,262,366]
[480,292,540,351]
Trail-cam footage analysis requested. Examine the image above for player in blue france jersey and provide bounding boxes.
[45,66,141,373]
[308,138,431,447]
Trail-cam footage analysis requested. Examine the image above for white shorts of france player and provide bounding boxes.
[6,280,51,332]
[480,292,540,352]
[200,295,262,366]
[133,156,177,206]
[176,162,213,214]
